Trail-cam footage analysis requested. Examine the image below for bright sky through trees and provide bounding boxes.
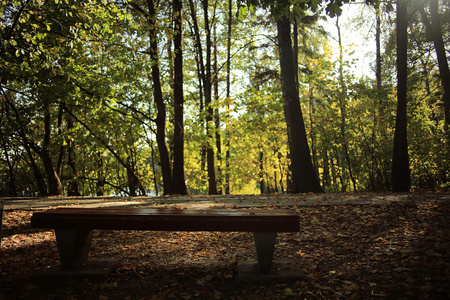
[320,2,381,79]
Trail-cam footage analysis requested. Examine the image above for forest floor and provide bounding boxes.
[1,193,449,299]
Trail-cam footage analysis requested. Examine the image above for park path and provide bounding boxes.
[2,192,449,211]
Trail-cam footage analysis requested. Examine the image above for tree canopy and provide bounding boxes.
[1,0,449,196]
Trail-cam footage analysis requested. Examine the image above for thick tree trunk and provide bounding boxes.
[276,16,322,193]
[41,151,61,196]
[392,0,411,192]
[27,146,47,196]
[147,0,173,195]
[172,0,188,195]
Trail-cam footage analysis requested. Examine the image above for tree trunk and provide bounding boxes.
[276,15,322,193]
[147,0,173,195]
[66,117,80,196]
[0,129,17,196]
[259,150,265,194]
[336,16,356,192]
[96,152,105,196]
[224,0,232,195]
[172,0,188,195]
[2,86,47,195]
[375,1,382,92]
[62,102,145,196]
[392,0,411,192]
[213,24,222,194]
[202,0,218,195]
[42,105,62,196]
[429,0,450,124]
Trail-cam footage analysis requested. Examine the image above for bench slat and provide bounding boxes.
[31,208,299,232]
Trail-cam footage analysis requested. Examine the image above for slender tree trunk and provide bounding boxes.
[96,152,105,196]
[259,150,265,194]
[147,0,173,194]
[2,87,47,195]
[308,85,318,176]
[172,0,188,195]
[56,104,65,177]
[66,117,80,196]
[202,0,218,195]
[148,135,159,195]
[428,0,450,124]
[193,44,207,174]
[276,14,322,193]
[375,1,382,92]
[188,0,208,190]
[62,103,145,196]
[225,0,232,194]
[0,129,17,196]
[322,148,330,189]
[213,24,222,194]
[392,0,411,192]
[42,104,62,196]
[336,17,356,192]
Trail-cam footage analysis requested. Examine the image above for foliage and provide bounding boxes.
[1,0,449,196]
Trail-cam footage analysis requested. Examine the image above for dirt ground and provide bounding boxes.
[1,193,449,299]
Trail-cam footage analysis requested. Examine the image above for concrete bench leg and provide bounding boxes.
[238,232,305,283]
[253,232,276,273]
[55,229,93,270]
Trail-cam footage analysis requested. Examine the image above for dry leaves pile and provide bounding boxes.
[1,199,449,299]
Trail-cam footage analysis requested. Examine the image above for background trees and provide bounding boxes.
[1,0,449,196]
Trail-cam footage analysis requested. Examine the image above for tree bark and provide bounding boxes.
[202,0,218,195]
[375,1,382,92]
[428,0,450,124]
[146,0,173,195]
[172,0,188,195]
[213,24,222,194]
[42,103,62,196]
[392,0,411,192]
[276,15,322,193]
[224,0,232,195]
[66,117,79,196]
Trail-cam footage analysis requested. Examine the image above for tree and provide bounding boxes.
[172,0,189,195]
[130,0,174,195]
[392,0,411,192]
[273,1,323,193]
[224,0,233,194]
[419,0,450,125]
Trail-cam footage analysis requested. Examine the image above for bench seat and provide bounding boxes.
[31,207,300,232]
[31,208,300,276]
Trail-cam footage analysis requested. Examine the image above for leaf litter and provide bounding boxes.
[0,197,449,299]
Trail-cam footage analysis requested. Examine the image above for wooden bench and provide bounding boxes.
[31,208,300,280]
